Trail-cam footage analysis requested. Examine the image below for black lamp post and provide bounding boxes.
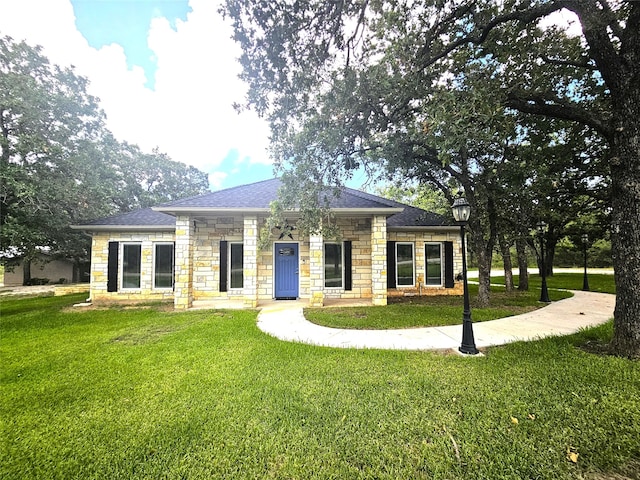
[537,221,551,303]
[582,233,590,291]
[452,195,479,355]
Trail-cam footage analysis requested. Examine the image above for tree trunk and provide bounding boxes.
[545,235,558,277]
[466,216,493,308]
[498,233,514,292]
[568,1,640,357]
[516,237,529,291]
[475,246,492,307]
[610,94,640,358]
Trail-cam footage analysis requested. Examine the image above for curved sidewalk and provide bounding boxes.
[257,291,615,351]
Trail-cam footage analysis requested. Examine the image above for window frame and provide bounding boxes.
[229,242,244,290]
[153,242,175,290]
[395,242,415,287]
[424,242,444,287]
[323,242,344,289]
[121,242,142,290]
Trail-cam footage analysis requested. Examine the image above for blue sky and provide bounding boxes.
[1,0,276,190]
[71,0,191,89]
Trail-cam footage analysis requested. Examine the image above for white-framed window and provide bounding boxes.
[229,242,244,289]
[121,243,142,289]
[324,242,343,288]
[425,243,443,286]
[153,243,174,289]
[396,242,415,287]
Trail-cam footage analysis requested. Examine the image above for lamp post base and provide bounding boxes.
[459,315,480,355]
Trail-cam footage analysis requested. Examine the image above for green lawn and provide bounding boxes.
[305,283,575,330]
[492,272,617,295]
[1,294,638,479]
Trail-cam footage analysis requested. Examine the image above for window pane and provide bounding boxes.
[230,243,243,289]
[154,244,174,288]
[324,243,342,288]
[122,244,141,289]
[425,244,442,285]
[396,243,414,286]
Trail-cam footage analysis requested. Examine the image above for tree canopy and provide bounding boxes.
[0,35,210,278]
[223,0,639,357]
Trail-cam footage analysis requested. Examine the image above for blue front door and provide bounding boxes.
[274,243,299,299]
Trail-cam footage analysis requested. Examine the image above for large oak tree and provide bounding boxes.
[224,0,639,357]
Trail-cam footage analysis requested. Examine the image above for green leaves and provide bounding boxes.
[1,36,209,273]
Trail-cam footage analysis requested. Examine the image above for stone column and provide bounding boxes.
[371,215,387,306]
[243,215,259,308]
[309,232,324,307]
[174,216,194,309]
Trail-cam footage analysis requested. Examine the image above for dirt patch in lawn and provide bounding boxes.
[585,460,640,480]
[111,325,180,345]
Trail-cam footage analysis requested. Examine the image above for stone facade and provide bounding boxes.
[90,231,176,303]
[243,216,258,308]
[387,229,464,297]
[308,233,325,307]
[371,215,387,306]
[89,213,463,307]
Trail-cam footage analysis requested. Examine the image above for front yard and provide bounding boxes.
[1,292,638,479]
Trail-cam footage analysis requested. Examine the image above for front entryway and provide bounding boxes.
[274,242,299,299]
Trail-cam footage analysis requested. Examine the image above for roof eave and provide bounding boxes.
[152,207,272,215]
[71,225,175,232]
[389,225,458,231]
[332,207,404,215]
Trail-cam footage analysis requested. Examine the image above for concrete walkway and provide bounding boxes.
[257,291,615,351]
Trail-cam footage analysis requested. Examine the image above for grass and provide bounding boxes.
[493,272,617,295]
[1,294,638,479]
[305,283,574,330]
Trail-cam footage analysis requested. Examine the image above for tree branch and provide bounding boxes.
[418,1,573,70]
[564,0,623,93]
[540,55,598,71]
[505,93,612,139]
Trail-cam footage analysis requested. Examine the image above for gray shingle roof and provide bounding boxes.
[74,179,452,229]
[154,178,398,211]
[73,208,175,229]
[387,204,451,228]
[155,178,282,209]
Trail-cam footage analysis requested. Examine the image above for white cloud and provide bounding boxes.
[538,8,583,37]
[0,0,271,184]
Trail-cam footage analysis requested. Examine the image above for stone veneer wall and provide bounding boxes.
[243,216,258,307]
[89,215,463,306]
[371,215,388,305]
[174,216,194,309]
[308,233,325,307]
[191,216,244,301]
[90,231,175,303]
[320,217,376,301]
[387,229,464,296]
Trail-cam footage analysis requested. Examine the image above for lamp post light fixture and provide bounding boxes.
[452,194,479,355]
[582,233,590,291]
[537,221,551,303]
